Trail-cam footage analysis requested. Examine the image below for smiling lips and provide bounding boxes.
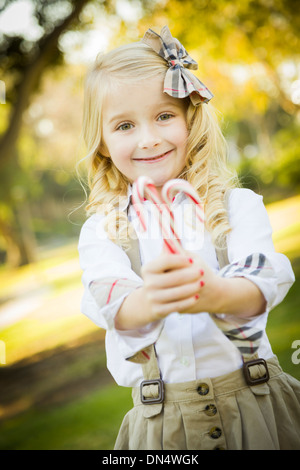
[133,149,173,163]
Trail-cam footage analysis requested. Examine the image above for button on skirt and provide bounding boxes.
[114,355,300,450]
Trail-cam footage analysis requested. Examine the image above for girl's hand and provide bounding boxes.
[115,252,203,330]
[181,252,222,315]
[115,251,266,331]
[185,252,266,319]
[140,252,206,322]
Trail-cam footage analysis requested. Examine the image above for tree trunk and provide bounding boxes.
[0,215,25,267]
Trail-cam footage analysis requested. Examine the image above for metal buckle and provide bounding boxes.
[243,358,270,386]
[140,379,164,405]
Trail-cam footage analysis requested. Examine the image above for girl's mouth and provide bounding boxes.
[133,150,173,163]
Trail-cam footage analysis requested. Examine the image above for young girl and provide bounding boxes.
[78,26,300,450]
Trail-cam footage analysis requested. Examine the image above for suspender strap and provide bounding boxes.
[125,234,142,278]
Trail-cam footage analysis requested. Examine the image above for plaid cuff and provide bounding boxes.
[89,277,142,309]
[219,253,275,280]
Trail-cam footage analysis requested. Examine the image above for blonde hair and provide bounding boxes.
[81,41,239,250]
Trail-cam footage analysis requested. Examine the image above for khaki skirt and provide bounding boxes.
[114,356,300,450]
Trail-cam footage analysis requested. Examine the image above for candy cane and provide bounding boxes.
[162,179,204,225]
[131,176,183,254]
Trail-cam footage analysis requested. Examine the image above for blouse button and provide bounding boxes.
[209,427,222,439]
[180,356,189,366]
[197,383,209,396]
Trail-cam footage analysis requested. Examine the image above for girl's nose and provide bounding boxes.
[138,126,162,149]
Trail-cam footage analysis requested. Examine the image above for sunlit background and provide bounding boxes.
[0,0,299,450]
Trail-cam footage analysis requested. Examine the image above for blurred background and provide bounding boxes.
[0,0,299,450]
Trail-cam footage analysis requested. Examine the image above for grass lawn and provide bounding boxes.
[0,382,132,450]
[0,195,299,450]
[266,256,300,381]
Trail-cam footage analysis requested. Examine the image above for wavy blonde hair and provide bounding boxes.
[81,41,239,250]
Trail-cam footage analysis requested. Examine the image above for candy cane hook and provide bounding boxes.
[161,179,204,225]
[131,176,183,254]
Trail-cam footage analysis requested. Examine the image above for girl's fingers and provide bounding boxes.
[152,278,201,304]
[142,253,192,275]
[140,252,208,320]
[147,266,201,290]
[152,292,200,319]
[142,255,200,288]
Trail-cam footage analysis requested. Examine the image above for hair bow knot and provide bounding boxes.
[141,25,213,106]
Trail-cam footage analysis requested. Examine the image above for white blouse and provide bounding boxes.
[78,187,295,387]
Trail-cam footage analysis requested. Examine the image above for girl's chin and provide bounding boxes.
[129,167,184,189]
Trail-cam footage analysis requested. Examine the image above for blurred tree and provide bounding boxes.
[0,0,96,170]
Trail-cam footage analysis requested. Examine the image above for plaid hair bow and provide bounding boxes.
[141,25,213,106]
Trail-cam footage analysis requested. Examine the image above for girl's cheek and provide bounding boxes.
[168,121,188,143]
[116,145,132,160]
[118,139,135,156]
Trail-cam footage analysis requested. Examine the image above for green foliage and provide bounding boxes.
[148,0,300,63]
[138,0,300,203]
[273,124,300,190]
[237,122,300,200]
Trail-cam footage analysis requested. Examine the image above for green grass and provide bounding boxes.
[0,383,132,450]
[266,256,300,380]
[1,312,98,365]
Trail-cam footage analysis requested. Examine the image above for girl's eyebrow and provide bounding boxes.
[108,113,129,125]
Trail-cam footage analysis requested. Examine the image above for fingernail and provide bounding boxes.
[188,258,193,264]
[200,281,205,287]
[199,270,204,276]
[195,294,199,300]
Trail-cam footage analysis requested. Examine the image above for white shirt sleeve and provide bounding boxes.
[78,213,163,359]
[222,188,295,312]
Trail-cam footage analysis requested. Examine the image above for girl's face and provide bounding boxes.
[101,77,189,193]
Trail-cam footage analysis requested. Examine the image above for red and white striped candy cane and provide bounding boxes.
[131,176,183,254]
[162,179,204,225]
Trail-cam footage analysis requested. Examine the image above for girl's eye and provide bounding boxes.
[117,123,133,131]
[158,113,173,121]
